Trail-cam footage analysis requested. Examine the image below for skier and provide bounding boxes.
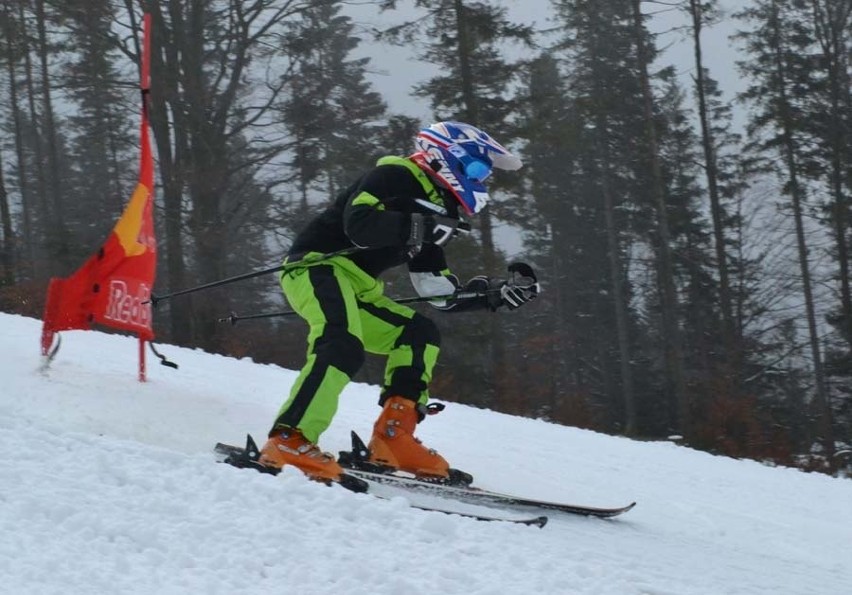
[259,121,540,482]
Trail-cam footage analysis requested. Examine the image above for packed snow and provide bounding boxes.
[1,312,850,595]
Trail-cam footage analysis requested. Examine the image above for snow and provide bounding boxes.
[1,312,850,595]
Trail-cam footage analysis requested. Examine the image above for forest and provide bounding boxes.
[1,0,851,476]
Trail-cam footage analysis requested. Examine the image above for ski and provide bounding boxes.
[214,437,548,527]
[335,431,635,518]
[403,503,547,527]
[342,467,635,518]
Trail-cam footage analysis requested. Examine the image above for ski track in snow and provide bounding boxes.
[1,313,851,595]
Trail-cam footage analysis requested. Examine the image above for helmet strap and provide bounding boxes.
[408,152,456,203]
[409,151,471,215]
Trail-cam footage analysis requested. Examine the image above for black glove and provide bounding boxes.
[499,262,540,310]
[408,213,468,253]
[456,263,540,312]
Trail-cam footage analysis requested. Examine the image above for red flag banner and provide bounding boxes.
[41,13,156,356]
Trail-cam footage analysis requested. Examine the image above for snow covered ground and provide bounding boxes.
[1,312,850,595]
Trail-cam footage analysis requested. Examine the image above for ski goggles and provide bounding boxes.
[448,143,492,182]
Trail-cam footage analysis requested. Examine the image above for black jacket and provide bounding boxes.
[289,157,460,279]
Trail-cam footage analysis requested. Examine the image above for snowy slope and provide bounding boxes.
[1,312,850,595]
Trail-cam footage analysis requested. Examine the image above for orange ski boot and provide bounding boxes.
[368,396,450,479]
[258,427,343,482]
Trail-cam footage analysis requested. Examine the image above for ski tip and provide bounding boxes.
[602,502,636,517]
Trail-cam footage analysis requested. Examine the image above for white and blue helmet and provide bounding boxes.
[413,121,522,215]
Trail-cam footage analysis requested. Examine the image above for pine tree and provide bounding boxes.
[798,0,852,456]
[56,0,136,266]
[375,115,422,156]
[33,0,71,272]
[517,54,585,422]
[735,0,836,466]
[685,0,740,386]
[627,0,690,437]
[654,67,730,441]
[535,0,649,433]
[3,0,55,277]
[379,0,534,407]
[1,0,34,278]
[276,1,388,216]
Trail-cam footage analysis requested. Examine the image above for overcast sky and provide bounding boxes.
[344,0,749,127]
[341,0,751,257]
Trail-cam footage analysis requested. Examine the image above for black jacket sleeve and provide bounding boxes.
[343,165,420,248]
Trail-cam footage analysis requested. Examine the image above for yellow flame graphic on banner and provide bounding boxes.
[113,182,150,257]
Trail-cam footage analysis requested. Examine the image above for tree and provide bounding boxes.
[629,0,689,437]
[380,0,534,407]
[33,0,71,272]
[275,1,388,216]
[0,151,13,285]
[736,0,836,466]
[686,0,741,384]
[655,66,728,439]
[806,0,852,353]
[1,0,34,277]
[532,0,648,433]
[6,0,53,277]
[111,0,323,349]
[517,54,586,422]
[56,0,136,265]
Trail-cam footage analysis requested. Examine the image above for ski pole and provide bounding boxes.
[218,290,496,325]
[146,247,362,307]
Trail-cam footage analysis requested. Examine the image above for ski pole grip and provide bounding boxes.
[218,312,240,325]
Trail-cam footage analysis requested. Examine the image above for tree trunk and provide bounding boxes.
[630,0,688,435]
[0,152,14,285]
[688,0,739,379]
[3,0,34,278]
[597,132,637,435]
[34,0,70,272]
[810,0,852,348]
[19,0,51,275]
[145,0,192,344]
[454,0,505,405]
[769,1,835,466]
[181,0,229,350]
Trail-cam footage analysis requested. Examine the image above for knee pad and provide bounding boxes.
[314,326,365,377]
[397,313,441,349]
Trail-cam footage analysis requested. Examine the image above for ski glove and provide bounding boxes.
[500,262,541,310]
[497,263,540,310]
[457,263,540,312]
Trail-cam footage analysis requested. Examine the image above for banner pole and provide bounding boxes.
[138,12,151,384]
[139,337,147,382]
[141,12,151,93]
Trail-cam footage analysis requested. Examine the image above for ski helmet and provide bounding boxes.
[413,121,522,215]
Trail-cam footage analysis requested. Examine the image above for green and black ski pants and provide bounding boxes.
[272,256,440,443]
